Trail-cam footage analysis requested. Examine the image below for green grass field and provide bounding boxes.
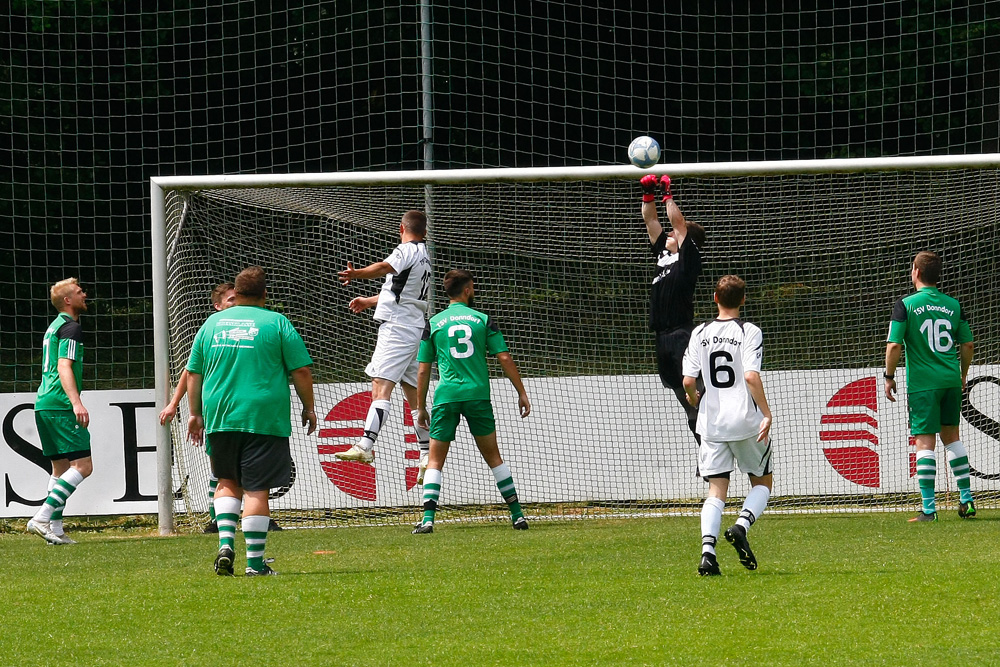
[2,512,998,666]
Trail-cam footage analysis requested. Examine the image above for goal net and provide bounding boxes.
[154,159,1000,531]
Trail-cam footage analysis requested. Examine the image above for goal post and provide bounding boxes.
[152,155,1000,535]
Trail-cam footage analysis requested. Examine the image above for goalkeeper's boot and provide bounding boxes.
[268,518,283,531]
[724,524,758,571]
[214,545,235,576]
[513,516,529,530]
[245,563,278,577]
[27,519,63,545]
[203,519,219,534]
[958,501,977,519]
[335,444,374,464]
[53,532,77,545]
[412,521,434,534]
[416,452,429,485]
[698,552,721,576]
[908,511,938,523]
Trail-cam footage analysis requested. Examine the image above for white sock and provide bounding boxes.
[48,476,63,534]
[33,468,85,522]
[736,485,771,531]
[359,399,391,451]
[701,497,725,554]
[411,409,430,452]
[241,514,270,563]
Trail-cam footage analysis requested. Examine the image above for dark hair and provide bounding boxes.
[443,269,474,298]
[685,221,706,249]
[913,251,942,284]
[715,274,746,309]
[234,266,266,298]
[402,209,427,237]
[210,282,235,306]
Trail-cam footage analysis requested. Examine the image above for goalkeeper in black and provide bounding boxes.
[640,174,706,444]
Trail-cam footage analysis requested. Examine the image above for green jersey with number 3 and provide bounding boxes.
[887,286,972,393]
[417,302,508,405]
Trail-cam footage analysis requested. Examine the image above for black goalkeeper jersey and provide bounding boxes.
[648,230,702,332]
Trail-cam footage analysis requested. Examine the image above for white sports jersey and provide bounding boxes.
[372,241,431,328]
[682,318,764,441]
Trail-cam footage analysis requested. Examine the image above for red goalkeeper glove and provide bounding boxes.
[660,175,673,201]
[640,174,659,203]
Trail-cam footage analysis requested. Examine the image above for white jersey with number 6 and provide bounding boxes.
[682,318,764,441]
[372,240,432,328]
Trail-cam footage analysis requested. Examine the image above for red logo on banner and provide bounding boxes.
[317,391,421,501]
[820,377,881,488]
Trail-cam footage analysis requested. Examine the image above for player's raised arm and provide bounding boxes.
[338,260,395,285]
[640,174,663,244]
[661,177,689,249]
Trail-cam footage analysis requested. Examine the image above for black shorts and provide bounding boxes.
[208,431,292,492]
[656,326,694,389]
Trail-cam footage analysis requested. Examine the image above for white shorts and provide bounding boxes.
[365,321,423,386]
[698,435,773,478]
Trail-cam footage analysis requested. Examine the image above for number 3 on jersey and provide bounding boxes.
[919,318,953,353]
[448,324,474,358]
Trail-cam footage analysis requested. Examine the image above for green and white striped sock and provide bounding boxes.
[421,468,442,524]
[214,496,241,552]
[945,440,974,504]
[33,468,84,523]
[207,476,219,521]
[48,475,64,533]
[491,462,524,522]
[915,450,936,514]
[242,515,270,571]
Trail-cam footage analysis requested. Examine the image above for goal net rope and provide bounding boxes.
[155,160,1000,530]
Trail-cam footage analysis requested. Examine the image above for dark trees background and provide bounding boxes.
[2,0,1000,390]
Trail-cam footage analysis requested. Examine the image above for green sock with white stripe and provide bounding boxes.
[242,515,270,571]
[214,496,241,552]
[48,475,65,533]
[491,462,524,522]
[915,449,936,514]
[421,469,442,524]
[207,476,219,521]
[33,468,84,522]
[945,440,974,504]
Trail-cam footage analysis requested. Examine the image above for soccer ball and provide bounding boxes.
[628,136,660,168]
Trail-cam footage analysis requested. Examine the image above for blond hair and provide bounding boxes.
[50,278,79,311]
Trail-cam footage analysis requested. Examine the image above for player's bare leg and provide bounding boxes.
[337,377,397,463]
[699,476,728,575]
[473,432,527,529]
[413,439,450,533]
[401,381,430,483]
[724,473,772,570]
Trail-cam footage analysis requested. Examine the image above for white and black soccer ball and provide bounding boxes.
[628,136,661,168]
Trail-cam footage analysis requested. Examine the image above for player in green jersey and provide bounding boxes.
[187,266,317,575]
[412,269,531,533]
[885,251,976,522]
[27,278,92,545]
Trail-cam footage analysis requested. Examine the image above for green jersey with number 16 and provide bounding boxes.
[417,302,508,406]
[887,287,972,393]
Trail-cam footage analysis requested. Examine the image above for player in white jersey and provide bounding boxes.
[682,275,773,576]
[336,210,433,476]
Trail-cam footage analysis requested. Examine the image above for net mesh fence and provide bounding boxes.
[162,170,1000,529]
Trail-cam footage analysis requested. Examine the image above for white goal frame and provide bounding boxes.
[151,153,1000,535]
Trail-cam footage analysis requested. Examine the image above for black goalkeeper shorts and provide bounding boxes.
[208,431,292,492]
[656,325,695,389]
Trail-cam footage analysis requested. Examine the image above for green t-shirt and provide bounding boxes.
[887,287,973,393]
[186,305,313,436]
[417,302,508,406]
[35,313,84,411]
